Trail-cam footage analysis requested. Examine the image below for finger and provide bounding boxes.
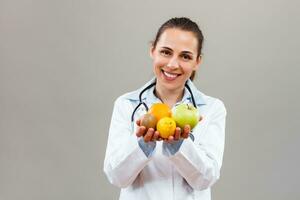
[174,127,181,140]
[136,126,146,137]
[152,131,160,141]
[182,125,191,138]
[167,135,174,143]
[136,119,141,126]
[199,116,203,122]
[144,128,154,142]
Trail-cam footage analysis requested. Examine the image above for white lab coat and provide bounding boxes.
[103,78,227,200]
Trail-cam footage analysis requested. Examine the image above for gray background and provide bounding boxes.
[1,0,299,199]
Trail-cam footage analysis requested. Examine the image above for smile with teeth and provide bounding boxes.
[162,70,180,80]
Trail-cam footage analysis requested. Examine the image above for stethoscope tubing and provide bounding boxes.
[131,79,197,122]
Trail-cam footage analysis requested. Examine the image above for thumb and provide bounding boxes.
[136,119,141,126]
[199,116,203,122]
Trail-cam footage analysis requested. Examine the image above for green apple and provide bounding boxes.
[172,103,200,130]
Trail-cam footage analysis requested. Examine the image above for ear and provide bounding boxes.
[193,55,202,70]
[149,46,154,59]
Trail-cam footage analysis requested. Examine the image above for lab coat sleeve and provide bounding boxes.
[165,99,227,190]
[103,97,153,188]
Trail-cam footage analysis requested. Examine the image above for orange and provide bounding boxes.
[148,103,171,121]
[157,117,176,139]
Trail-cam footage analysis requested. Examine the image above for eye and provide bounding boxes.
[160,50,171,56]
[181,54,192,61]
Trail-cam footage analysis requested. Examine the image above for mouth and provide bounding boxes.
[161,69,181,81]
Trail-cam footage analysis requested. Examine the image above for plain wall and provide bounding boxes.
[1,0,300,199]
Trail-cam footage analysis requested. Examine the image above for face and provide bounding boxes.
[150,28,201,92]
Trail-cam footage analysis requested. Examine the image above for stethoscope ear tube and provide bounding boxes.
[184,82,197,108]
[131,102,148,122]
[131,81,156,122]
[131,102,142,122]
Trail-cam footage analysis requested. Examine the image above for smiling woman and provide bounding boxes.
[150,28,201,106]
[103,17,227,200]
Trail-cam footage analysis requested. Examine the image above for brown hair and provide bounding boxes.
[152,17,204,81]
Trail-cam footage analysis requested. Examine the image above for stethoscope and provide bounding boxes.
[131,79,198,123]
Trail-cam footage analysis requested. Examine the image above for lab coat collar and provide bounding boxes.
[125,77,206,106]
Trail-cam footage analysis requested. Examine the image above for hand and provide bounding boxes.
[135,119,160,143]
[136,116,203,143]
[163,125,190,143]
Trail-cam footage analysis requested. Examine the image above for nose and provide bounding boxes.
[167,56,179,69]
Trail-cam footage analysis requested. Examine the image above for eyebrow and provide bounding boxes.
[161,46,194,55]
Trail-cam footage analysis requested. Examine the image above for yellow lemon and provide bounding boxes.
[157,117,176,139]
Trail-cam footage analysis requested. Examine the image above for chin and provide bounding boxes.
[158,77,183,91]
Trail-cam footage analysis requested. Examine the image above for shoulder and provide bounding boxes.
[111,89,144,122]
[187,79,226,113]
[114,93,135,105]
[200,92,227,117]
[203,93,226,109]
[113,90,138,107]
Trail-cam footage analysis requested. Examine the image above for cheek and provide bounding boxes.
[152,60,160,75]
[153,58,165,69]
[181,64,195,75]
[153,64,162,77]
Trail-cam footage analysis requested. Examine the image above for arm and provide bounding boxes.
[103,97,154,188]
[163,99,227,190]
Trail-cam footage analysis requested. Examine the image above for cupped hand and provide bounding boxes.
[163,125,190,143]
[135,119,160,143]
[136,116,203,143]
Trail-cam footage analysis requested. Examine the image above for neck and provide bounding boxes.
[154,84,185,108]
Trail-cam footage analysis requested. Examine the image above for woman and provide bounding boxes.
[104,17,227,200]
